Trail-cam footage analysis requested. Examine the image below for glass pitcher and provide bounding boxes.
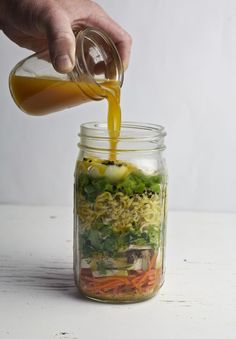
[9,27,124,115]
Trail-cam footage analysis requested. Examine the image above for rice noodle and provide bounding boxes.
[77,191,163,229]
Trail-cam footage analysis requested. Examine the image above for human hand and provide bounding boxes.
[0,0,132,73]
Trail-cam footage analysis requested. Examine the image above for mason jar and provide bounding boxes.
[9,27,123,115]
[74,122,168,303]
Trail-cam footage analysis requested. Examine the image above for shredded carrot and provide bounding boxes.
[80,254,161,297]
[131,254,157,287]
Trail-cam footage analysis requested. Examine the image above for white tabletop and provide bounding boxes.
[0,205,235,339]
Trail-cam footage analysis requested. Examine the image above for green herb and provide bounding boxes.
[77,168,163,202]
[96,260,107,275]
[80,222,160,258]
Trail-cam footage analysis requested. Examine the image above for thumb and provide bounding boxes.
[45,9,75,73]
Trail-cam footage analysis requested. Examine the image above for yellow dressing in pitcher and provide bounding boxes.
[9,75,121,160]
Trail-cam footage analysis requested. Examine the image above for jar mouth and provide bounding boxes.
[79,122,166,152]
[73,27,124,88]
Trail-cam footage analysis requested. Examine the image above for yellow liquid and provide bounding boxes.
[103,82,121,161]
[9,75,121,160]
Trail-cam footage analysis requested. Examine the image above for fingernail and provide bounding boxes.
[54,55,73,73]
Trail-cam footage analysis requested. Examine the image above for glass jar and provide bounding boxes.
[9,27,124,115]
[74,122,168,303]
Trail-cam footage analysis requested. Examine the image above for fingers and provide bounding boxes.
[85,3,132,69]
[44,8,76,73]
[39,0,132,72]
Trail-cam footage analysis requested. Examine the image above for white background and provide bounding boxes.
[0,0,236,212]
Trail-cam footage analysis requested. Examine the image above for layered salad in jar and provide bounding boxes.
[74,157,167,302]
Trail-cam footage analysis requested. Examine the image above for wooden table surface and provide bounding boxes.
[0,206,235,339]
